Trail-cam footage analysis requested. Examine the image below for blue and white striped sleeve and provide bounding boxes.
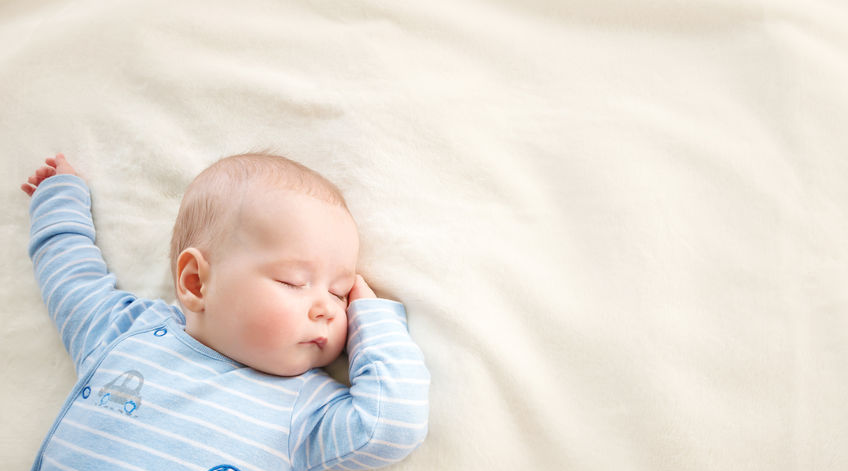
[27,175,149,374]
[289,298,430,470]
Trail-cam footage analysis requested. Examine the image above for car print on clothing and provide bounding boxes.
[97,370,144,415]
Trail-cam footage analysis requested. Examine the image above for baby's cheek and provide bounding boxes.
[325,320,348,362]
[332,314,349,344]
[242,311,295,350]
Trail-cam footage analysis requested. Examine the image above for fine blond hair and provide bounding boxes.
[169,152,348,282]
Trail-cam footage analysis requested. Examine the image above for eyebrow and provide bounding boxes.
[271,258,312,269]
[269,259,355,280]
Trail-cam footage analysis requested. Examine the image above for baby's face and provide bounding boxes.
[194,188,359,376]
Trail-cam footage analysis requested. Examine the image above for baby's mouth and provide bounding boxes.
[303,337,327,349]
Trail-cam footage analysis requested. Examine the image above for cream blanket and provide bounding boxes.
[2,1,848,469]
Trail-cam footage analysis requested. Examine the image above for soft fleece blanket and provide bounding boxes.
[2,1,848,469]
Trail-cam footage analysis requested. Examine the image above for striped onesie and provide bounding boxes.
[27,175,430,471]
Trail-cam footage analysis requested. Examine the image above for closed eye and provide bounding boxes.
[332,292,347,302]
[277,280,303,288]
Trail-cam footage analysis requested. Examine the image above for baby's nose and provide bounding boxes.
[308,300,334,321]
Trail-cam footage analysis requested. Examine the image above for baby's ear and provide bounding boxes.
[176,248,209,313]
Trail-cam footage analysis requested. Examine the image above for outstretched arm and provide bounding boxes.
[289,276,430,470]
[25,154,151,374]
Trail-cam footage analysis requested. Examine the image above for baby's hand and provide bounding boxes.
[348,275,377,306]
[20,153,79,197]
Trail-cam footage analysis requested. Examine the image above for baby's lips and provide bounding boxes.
[301,337,328,349]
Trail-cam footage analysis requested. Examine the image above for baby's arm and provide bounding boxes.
[24,154,147,374]
[289,276,430,470]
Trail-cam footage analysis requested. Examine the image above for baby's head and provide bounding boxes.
[169,153,359,376]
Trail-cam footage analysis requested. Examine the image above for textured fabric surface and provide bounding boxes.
[2,1,848,469]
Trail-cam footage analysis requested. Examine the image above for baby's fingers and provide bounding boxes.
[37,165,56,180]
[348,275,377,304]
[20,183,36,197]
[21,154,76,198]
[28,166,56,186]
[54,153,77,175]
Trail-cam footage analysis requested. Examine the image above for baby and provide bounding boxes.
[21,153,429,471]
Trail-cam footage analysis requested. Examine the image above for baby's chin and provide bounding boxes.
[250,356,337,378]
[251,362,312,378]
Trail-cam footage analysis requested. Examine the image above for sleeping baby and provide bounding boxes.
[21,152,429,470]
